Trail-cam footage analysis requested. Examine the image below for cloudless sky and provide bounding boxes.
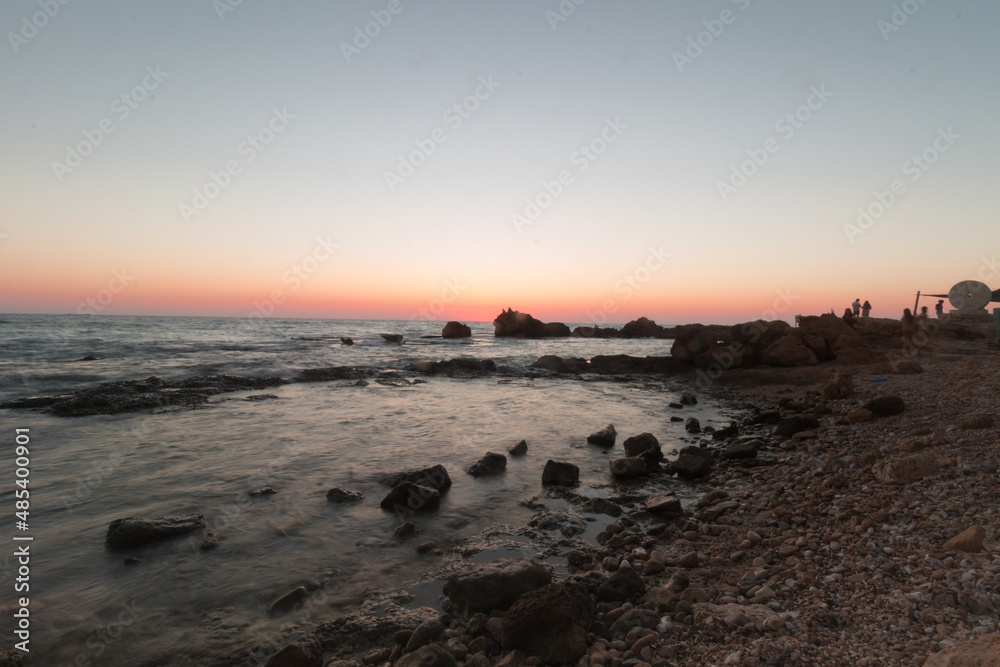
[2,0,998,324]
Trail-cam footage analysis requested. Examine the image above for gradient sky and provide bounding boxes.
[2,0,998,325]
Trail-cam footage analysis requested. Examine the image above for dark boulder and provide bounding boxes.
[622,432,663,464]
[263,638,323,667]
[571,325,623,338]
[105,515,206,550]
[587,424,617,446]
[269,586,308,616]
[774,415,819,437]
[501,581,594,663]
[595,566,645,603]
[670,325,719,362]
[685,417,701,433]
[542,460,579,486]
[379,482,441,514]
[509,440,528,456]
[620,317,669,339]
[493,309,570,338]
[864,395,905,418]
[326,488,363,503]
[671,452,713,479]
[379,465,452,493]
[396,645,457,667]
[442,558,552,616]
[467,452,507,477]
[409,359,496,376]
[441,321,472,338]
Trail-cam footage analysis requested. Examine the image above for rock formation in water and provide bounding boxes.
[493,308,570,338]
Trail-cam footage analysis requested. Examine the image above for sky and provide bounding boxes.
[1,0,998,325]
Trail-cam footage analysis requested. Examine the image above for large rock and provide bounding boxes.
[872,454,937,484]
[493,309,570,338]
[760,336,817,367]
[730,320,791,365]
[864,395,905,418]
[924,634,1000,667]
[379,482,441,513]
[622,432,663,464]
[670,325,719,362]
[467,452,507,477]
[529,355,587,373]
[442,559,552,616]
[571,325,623,338]
[797,314,860,360]
[501,582,594,663]
[509,440,528,456]
[944,526,986,553]
[609,457,646,477]
[396,644,458,667]
[403,618,445,653]
[595,566,645,603]
[620,317,668,338]
[263,638,323,667]
[379,465,452,493]
[587,424,617,446]
[671,451,713,479]
[105,515,206,550]
[542,460,579,486]
[441,321,472,338]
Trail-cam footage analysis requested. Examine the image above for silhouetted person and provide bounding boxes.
[852,298,861,316]
[901,308,915,343]
[935,299,945,318]
[862,300,872,318]
[843,308,857,329]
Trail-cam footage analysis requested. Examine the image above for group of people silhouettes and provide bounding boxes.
[841,297,872,328]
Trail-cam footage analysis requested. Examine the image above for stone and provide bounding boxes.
[587,424,617,446]
[249,486,278,496]
[493,309,570,338]
[847,408,874,424]
[105,515,206,550]
[269,586,308,616]
[442,559,552,616]
[760,336,818,367]
[542,460,579,486]
[379,465,452,493]
[467,452,507,477]
[923,634,1000,667]
[396,644,458,667]
[670,325,719,362]
[822,373,854,400]
[645,494,681,515]
[671,453,712,479]
[595,565,645,603]
[609,457,647,477]
[263,638,323,667]
[326,488,363,503]
[442,321,472,338]
[416,541,437,554]
[691,603,778,627]
[680,392,698,405]
[722,442,757,459]
[684,417,701,433]
[773,416,818,437]
[620,316,669,338]
[622,433,663,464]
[404,618,445,653]
[959,414,995,430]
[609,608,659,638]
[872,454,937,484]
[501,582,594,664]
[863,395,905,418]
[943,525,985,553]
[509,440,528,456]
[678,551,701,568]
[379,482,441,513]
[394,522,417,537]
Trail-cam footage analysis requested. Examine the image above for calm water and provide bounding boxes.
[0,315,731,666]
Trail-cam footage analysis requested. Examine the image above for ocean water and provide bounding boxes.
[0,314,732,666]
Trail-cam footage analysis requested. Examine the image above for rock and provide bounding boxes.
[760,336,818,367]
[774,415,818,437]
[891,360,923,374]
[394,522,418,537]
[542,460,579,486]
[943,525,986,553]
[864,395,905,418]
[680,392,697,405]
[609,457,647,477]
[269,586,308,616]
[379,482,441,514]
[730,320,792,365]
[924,634,1000,667]
[822,373,854,399]
[528,355,587,373]
[410,359,497,376]
[722,442,757,459]
[671,453,712,479]
[595,565,645,603]
[263,638,323,667]
[493,308,570,338]
[464,652,491,667]
[711,423,739,440]
[381,334,403,343]
[670,325,719,362]
[340,337,354,345]
[691,603,778,627]
[501,582,594,663]
[685,417,701,433]
[396,644,458,667]
[678,551,701,568]
[872,454,937,484]
[847,408,874,424]
[620,316,669,338]
[645,494,681,514]
[249,486,278,496]
[380,465,452,493]
[571,325,623,338]
[442,559,552,616]
[959,414,995,430]
[509,440,528,456]
[105,515,206,550]
[416,541,436,554]
[326,488,363,503]
[622,433,663,464]
[404,618,445,653]
[608,608,658,638]
[442,321,472,338]
[467,452,507,477]
[582,497,622,517]
[587,424,617,446]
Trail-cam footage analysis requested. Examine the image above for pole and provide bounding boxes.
[914,291,921,313]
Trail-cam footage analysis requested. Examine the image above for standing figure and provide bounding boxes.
[861,300,872,318]
[901,308,915,343]
[852,298,861,316]
[935,299,945,318]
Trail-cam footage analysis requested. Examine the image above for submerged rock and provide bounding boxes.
[326,488,364,503]
[263,638,323,667]
[541,460,579,486]
[380,465,452,493]
[442,558,552,616]
[269,586,308,616]
[467,452,507,477]
[587,424,617,446]
[105,515,206,550]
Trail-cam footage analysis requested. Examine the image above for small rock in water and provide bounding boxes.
[326,488,363,503]
[609,457,647,477]
[123,557,142,566]
[380,482,441,513]
[199,533,222,551]
[269,586,308,616]
[509,440,528,456]
[394,522,418,538]
[416,541,437,554]
[542,460,579,486]
[685,417,701,433]
[587,424,617,446]
[467,452,507,477]
[249,486,278,496]
[680,392,697,405]
[105,514,207,550]
[263,638,323,667]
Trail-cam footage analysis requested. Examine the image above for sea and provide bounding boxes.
[0,314,735,666]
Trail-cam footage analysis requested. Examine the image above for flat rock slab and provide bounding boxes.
[442,558,552,616]
[105,514,206,550]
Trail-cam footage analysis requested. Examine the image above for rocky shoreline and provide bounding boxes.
[239,324,999,667]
